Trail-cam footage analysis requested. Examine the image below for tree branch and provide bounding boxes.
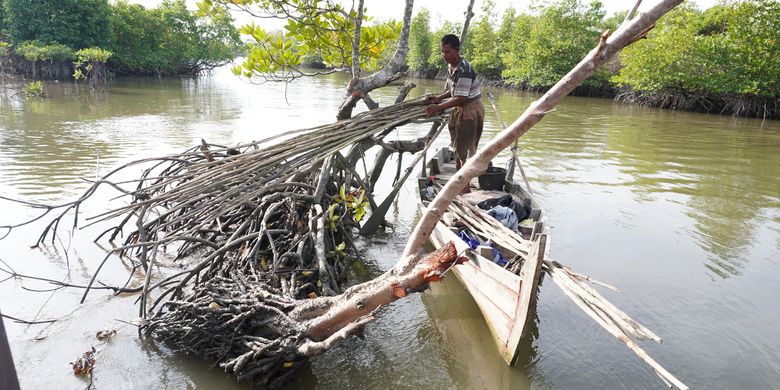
[402,0,683,260]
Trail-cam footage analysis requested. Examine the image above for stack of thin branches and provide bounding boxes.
[1,97,443,387]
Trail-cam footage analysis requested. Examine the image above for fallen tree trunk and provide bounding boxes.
[146,242,463,388]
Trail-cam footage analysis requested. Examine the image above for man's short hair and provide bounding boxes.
[441,34,460,50]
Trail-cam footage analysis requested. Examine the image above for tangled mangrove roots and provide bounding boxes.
[1,97,455,387]
[615,88,780,120]
[8,56,74,81]
[145,243,463,388]
[80,61,108,90]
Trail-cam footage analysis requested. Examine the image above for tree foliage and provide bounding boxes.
[1,0,240,77]
[505,0,607,88]
[501,12,533,82]
[0,2,7,39]
[199,0,400,82]
[464,0,502,78]
[614,0,780,97]
[108,0,241,76]
[408,8,433,72]
[418,0,610,89]
[3,0,111,50]
[14,41,75,62]
[411,0,780,108]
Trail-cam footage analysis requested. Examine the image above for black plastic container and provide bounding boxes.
[478,166,507,190]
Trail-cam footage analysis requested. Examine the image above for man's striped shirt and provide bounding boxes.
[445,57,481,102]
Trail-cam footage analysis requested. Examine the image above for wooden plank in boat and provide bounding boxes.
[432,224,520,308]
[506,234,546,365]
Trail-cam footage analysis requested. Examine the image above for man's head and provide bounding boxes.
[440,34,460,66]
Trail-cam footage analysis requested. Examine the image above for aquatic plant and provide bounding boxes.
[20,80,44,97]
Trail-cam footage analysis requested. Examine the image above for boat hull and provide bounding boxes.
[418,148,547,365]
[426,210,545,365]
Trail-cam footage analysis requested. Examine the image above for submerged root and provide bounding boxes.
[143,243,462,388]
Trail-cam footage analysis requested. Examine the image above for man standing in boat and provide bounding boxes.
[425,34,486,171]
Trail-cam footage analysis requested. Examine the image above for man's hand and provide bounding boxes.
[425,104,443,116]
[425,94,441,104]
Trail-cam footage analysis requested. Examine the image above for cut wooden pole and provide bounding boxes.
[360,121,446,234]
[544,265,687,389]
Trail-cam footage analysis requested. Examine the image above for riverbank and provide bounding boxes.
[405,69,778,120]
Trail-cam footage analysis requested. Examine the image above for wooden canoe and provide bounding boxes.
[418,148,548,366]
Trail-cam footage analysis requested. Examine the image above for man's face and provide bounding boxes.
[441,44,459,66]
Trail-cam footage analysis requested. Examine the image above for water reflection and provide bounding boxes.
[481,92,780,279]
[0,68,779,389]
[421,276,538,390]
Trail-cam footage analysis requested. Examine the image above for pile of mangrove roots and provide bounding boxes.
[1,97,462,387]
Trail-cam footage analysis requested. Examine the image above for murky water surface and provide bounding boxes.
[1,68,778,389]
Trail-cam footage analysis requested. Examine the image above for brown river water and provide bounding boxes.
[0,68,779,389]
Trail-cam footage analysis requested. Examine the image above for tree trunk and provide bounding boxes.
[351,0,365,77]
[337,0,414,120]
[295,242,462,346]
[460,0,476,48]
[402,0,684,259]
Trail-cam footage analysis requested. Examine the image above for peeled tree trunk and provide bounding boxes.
[459,0,476,47]
[403,0,684,258]
[144,243,464,387]
[295,242,463,353]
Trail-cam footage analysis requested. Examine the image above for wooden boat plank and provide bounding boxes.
[505,234,546,365]
[429,220,516,352]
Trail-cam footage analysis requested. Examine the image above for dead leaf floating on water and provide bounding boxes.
[70,347,97,377]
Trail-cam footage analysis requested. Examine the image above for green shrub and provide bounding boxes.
[614,1,780,98]
[14,41,74,62]
[503,0,606,89]
[408,8,434,72]
[75,47,112,63]
[21,80,44,96]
